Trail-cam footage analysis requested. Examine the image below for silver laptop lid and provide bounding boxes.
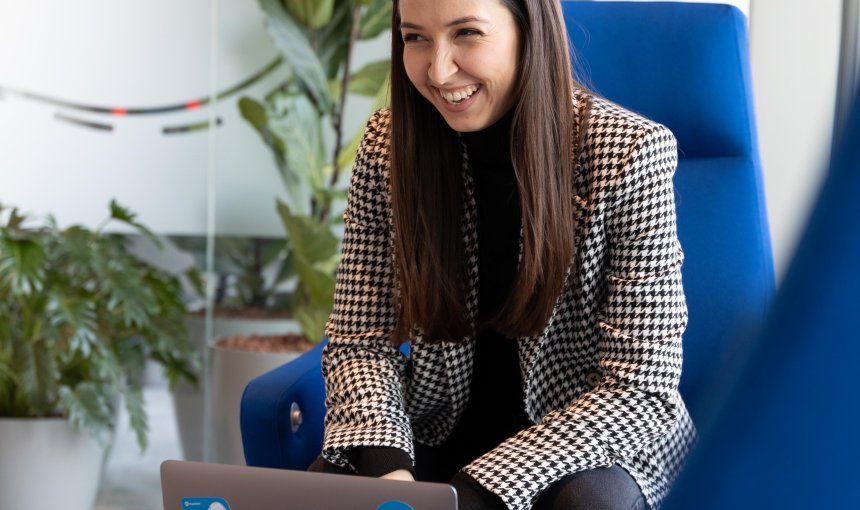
[160,460,458,510]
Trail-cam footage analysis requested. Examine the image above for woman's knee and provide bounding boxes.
[532,465,645,510]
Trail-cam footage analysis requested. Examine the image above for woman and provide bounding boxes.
[313,0,696,508]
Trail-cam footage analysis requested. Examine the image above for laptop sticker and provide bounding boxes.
[180,497,232,510]
[376,501,414,510]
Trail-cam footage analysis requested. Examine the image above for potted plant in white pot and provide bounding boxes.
[0,201,198,510]
[193,0,392,465]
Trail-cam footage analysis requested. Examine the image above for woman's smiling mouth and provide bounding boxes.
[438,84,482,104]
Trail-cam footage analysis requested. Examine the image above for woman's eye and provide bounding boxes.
[457,28,481,37]
[403,33,424,43]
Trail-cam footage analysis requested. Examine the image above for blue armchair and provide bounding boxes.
[241,1,775,470]
[663,83,860,508]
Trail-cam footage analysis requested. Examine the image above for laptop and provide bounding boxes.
[160,460,458,510]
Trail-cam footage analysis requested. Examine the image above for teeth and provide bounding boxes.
[442,85,480,104]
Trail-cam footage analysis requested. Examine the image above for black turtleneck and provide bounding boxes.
[344,111,531,508]
[441,108,532,466]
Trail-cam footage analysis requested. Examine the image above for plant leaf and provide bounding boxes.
[268,93,326,214]
[15,335,59,415]
[109,200,162,249]
[58,383,114,446]
[348,60,390,96]
[238,96,288,163]
[295,304,332,344]
[284,0,335,29]
[0,236,46,295]
[336,71,389,171]
[101,263,158,328]
[317,0,353,79]
[46,295,98,358]
[370,70,391,111]
[292,253,336,307]
[259,0,331,111]
[180,266,204,300]
[276,200,339,265]
[359,0,392,40]
[124,387,148,451]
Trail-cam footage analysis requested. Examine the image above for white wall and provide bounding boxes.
[749,0,843,279]
[0,0,289,236]
[0,0,384,237]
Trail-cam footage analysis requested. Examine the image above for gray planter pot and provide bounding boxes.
[173,315,300,462]
[0,417,104,510]
[208,337,303,465]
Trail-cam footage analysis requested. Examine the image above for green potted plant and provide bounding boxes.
[189,0,392,465]
[240,0,391,343]
[0,200,198,510]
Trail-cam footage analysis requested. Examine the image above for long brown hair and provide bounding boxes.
[390,0,582,344]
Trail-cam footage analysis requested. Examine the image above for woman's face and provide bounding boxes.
[399,0,521,132]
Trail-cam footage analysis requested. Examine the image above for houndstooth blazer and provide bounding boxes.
[321,91,697,510]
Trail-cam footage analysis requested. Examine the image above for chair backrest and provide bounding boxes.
[563,1,775,415]
[664,81,860,508]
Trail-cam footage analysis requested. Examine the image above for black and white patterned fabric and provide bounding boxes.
[321,91,696,510]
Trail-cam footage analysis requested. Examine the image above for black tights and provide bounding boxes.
[415,442,645,510]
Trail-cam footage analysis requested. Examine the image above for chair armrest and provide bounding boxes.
[240,339,327,469]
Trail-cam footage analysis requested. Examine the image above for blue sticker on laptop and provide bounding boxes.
[377,501,414,510]
[180,497,231,510]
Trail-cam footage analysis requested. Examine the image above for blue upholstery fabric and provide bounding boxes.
[240,339,327,470]
[241,1,775,469]
[665,85,860,508]
[564,1,774,414]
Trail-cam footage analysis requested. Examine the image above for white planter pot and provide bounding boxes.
[173,315,299,462]
[0,417,104,510]
[208,336,303,465]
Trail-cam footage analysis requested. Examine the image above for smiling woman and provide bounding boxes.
[399,0,521,132]
[307,0,697,509]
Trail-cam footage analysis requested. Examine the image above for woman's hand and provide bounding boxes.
[380,469,415,481]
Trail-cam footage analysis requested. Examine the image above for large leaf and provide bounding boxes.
[317,0,353,79]
[15,336,59,415]
[0,236,45,295]
[284,0,335,29]
[100,263,157,328]
[276,200,339,265]
[238,96,288,163]
[370,70,392,111]
[109,200,162,249]
[58,383,114,446]
[259,0,331,111]
[348,60,390,96]
[124,387,148,451]
[295,304,331,344]
[46,295,98,358]
[292,253,337,307]
[268,93,326,215]
[359,0,392,40]
[336,71,390,171]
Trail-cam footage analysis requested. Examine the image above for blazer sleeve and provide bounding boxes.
[320,109,415,470]
[463,124,688,510]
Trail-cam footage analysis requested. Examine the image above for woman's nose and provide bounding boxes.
[428,45,458,85]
